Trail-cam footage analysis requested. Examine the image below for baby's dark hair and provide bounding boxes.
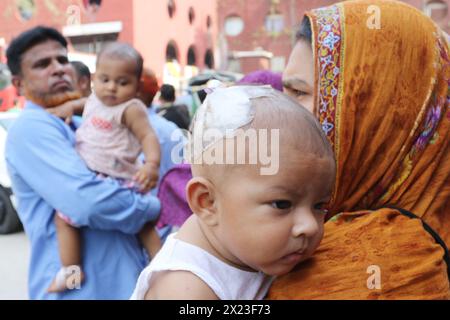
[6,26,68,76]
[97,42,144,79]
[296,16,312,44]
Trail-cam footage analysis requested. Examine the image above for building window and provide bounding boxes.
[63,21,122,55]
[224,15,244,37]
[187,46,197,66]
[265,13,284,35]
[204,49,214,69]
[83,0,102,21]
[83,0,102,10]
[168,0,176,18]
[16,0,36,21]
[166,41,179,62]
[425,0,448,20]
[207,15,212,29]
[188,7,195,25]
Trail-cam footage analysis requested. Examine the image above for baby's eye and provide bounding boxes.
[118,80,129,86]
[314,202,330,215]
[271,200,292,210]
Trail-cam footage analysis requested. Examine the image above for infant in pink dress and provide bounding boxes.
[48,43,162,293]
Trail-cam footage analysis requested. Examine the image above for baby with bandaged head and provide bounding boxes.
[131,85,336,300]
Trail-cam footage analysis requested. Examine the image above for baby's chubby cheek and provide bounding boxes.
[304,221,325,260]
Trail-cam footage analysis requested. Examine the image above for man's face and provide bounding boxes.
[15,40,76,107]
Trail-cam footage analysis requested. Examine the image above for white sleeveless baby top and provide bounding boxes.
[130,233,274,300]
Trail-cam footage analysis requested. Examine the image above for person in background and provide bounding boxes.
[238,70,283,92]
[70,61,91,98]
[268,0,450,299]
[156,84,191,130]
[46,42,163,293]
[138,68,187,243]
[5,26,160,299]
[138,68,185,193]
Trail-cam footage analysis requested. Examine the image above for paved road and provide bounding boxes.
[0,232,29,300]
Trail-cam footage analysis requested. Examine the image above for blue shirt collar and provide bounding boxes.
[24,100,44,111]
[24,100,79,131]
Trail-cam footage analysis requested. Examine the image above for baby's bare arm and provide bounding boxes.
[144,270,219,300]
[123,103,161,192]
[123,103,161,168]
[47,98,87,123]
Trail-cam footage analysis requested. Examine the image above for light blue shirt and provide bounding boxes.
[5,101,161,300]
[146,107,186,196]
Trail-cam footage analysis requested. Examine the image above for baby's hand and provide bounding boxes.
[47,98,86,124]
[133,162,159,193]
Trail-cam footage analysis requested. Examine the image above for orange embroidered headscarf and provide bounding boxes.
[312,0,449,240]
[268,0,450,299]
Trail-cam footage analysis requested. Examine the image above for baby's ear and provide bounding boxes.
[186,177,218,226]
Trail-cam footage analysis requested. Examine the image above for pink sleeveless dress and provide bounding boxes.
[57,95,149,226]
[76,94,148,180]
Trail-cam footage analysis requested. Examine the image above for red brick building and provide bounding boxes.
[218,0,450,74]
[1,0,449,79]
[0,0,218,88]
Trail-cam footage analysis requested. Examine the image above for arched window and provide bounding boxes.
[204,49,214,69]
[188,7,195,25]
[83,0,102,18]
[16,0,36,21]
[168,0,176,18]
[265,12,284,35]
[83,0,102,9]
[425,0,448,20]
[224,15,244,37]
[187,46,197,66]
[166,41,179,62]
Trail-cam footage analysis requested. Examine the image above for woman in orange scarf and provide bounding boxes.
[269,0,450,299]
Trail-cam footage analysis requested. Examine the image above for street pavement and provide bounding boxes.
[0,232,29,300]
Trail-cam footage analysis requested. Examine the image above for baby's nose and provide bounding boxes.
[106,82,117,91]
[291,208,320,239]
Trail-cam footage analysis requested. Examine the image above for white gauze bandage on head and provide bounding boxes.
[187,85,276,163]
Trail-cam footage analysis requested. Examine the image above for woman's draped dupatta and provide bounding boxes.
[268,0,450,299]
